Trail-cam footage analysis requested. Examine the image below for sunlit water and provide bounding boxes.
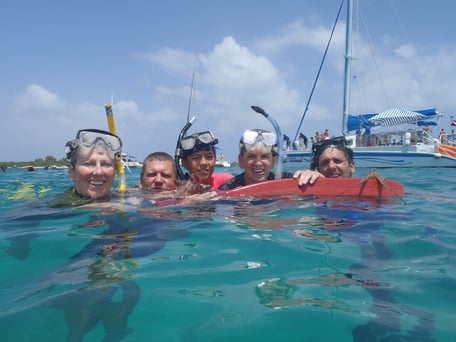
[0,166,454,341]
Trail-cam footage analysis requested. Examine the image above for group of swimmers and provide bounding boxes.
[62,125,357,204]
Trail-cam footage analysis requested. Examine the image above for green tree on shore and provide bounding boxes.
[0,156,69,168]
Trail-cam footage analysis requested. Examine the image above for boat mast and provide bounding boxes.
[342,0,353,134]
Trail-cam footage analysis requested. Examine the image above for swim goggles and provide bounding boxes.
[65,129,122,159]
[180,131,218,151]
[241,129,277,146]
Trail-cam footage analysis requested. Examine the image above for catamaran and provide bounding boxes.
[284,0,456,168]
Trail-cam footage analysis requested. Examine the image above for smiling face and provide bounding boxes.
[182,150,216,185]
[317,147,355,178]
[140,159,177,191]
[69,145,116,199]
[238,145,276,185]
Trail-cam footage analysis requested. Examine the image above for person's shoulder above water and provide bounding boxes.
[218,173,246,190]
[211,172,234,189]
[48,187,114,208]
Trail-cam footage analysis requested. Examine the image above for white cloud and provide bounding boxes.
[198,36,303,124]
[15,84,65,110]
[132,48,197,75]
[254,20,343,55]
[394,44,417,59]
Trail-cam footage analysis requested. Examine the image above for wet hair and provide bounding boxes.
[181,143,216,159]
[140,151,176,179]
[310,137,354,171]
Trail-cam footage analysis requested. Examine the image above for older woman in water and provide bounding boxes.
[49,129,122,207]
[66,128,122,198]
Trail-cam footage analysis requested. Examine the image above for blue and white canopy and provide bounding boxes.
[346,108,438,131]
[369,108,428,126]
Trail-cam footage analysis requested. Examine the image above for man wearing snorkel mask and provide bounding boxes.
[219,129,308,190]
[299,136,356,185]
[177,131,233,190]
[64,129,122,200]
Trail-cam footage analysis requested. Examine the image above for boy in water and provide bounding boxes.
[177,131,233,190]
[218,128,311,190]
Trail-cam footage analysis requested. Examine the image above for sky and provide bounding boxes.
[2,0,456,163]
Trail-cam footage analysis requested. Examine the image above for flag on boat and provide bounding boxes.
[451,119,456,126]
[369,108,428,126]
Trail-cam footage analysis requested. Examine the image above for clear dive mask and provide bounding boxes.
[65,129,123,160]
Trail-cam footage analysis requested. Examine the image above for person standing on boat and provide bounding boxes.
[323,128,330,139]
[439,128,447,143]
[218,129,309,190]
[299,132,308,150]
[177,131,234,190]
[296,136,356,185]
[283,134,291,150]
[355,126,362,146]
[364,125,372,146]
[422,124,430,135]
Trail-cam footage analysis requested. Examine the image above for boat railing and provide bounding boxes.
[352,129,438,148]
[287,129,445,150]
[440,133,456,146]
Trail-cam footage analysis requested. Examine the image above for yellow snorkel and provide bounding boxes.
[105,103,127,193]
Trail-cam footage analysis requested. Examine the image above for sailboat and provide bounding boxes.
[284,0,456,168]
[121,153,143,168]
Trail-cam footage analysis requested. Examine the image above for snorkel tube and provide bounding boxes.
[250,106,283,179]
[175,116,196,180]
[104,103,127,193]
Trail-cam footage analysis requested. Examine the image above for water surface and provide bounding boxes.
[0,166,454,341]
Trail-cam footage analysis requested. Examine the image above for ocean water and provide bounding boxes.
[0,166,454,341]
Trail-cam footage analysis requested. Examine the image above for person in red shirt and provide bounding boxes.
[177,131,233,190]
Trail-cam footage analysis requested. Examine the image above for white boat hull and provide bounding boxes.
[123,161,143,168]
[215,160,231,168]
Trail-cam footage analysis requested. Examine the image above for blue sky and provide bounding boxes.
[2,0,456,162]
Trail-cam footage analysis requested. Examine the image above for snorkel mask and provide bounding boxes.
[310,136,353,170]
[180,131,218,157]
[65,129,122,165]
[239,129,278,155]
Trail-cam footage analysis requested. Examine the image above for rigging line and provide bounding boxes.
[388,0,412,44]
[358,9,390,108]
[186,67,196,123]
[293,0,345,142]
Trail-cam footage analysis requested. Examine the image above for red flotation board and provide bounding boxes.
[219,177,404,198]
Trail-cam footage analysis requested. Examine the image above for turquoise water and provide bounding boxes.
[0,166,454,341]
